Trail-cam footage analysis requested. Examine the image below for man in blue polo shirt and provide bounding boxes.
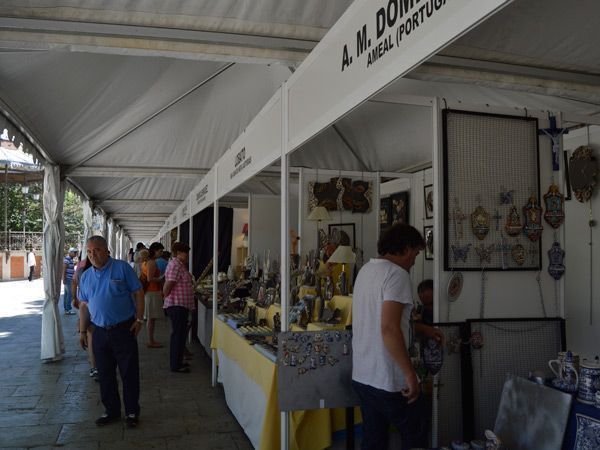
[78,235,145,428]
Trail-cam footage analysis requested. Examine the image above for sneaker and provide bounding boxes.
[125,414,139,428]
[95,413,120,426]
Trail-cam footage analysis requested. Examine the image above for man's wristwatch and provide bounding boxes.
[135,318,144,324]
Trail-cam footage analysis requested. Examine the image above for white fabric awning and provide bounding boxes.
[0,0,598,241]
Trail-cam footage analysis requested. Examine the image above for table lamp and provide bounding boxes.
[327,245,355,295]
[307,206,331,254]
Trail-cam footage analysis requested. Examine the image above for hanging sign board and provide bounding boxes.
[217,89,282,198]
[190,167,216,216]
[286,0,512,153]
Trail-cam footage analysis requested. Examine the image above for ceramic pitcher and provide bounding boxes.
[549,351,580,381]
[578,357,600,404]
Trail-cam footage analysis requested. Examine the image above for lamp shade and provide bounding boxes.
[21,184,29,194]
[307,206,331,222]
[327,245,356,264]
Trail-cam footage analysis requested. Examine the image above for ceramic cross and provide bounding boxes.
[493,209,503,231]
[538,116,569,171]
[529,242,539,266]
[452,198,467,239]
[496,234,511,270]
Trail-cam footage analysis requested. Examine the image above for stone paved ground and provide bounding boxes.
[0,279,253,450]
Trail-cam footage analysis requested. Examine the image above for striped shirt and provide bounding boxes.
[163,258,195,310]
[64,255,75,282]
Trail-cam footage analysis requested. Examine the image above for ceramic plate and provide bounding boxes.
[447,272,463,302]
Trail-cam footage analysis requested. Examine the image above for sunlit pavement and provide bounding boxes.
[0,279,252,449]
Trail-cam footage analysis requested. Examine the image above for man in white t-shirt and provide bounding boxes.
[352,223,443,449]
[27,249,36,281]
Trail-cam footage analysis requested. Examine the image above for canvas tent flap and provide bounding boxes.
[40,163,65,361]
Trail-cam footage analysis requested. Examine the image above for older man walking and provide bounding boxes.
[78,236,145,428]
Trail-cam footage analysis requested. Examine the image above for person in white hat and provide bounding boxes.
[62,247,78,315]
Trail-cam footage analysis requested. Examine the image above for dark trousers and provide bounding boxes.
[166,306,189,371]
[93,319,140,417]
[352,380,428,450]
[28,266,35,281]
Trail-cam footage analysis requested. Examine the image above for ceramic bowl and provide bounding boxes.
[451,441,470,450]
[471,439,486,450]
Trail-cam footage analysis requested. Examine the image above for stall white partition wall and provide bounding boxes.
[380,170,435,299]
[248,194,298,262]
[434,101,565,323]
[563,125,600,359]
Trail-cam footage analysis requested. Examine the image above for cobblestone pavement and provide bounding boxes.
[0,279,252,449]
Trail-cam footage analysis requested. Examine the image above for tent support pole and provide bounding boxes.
[280,83,290,450]
[211,168,219,387]
[4,165,7,250]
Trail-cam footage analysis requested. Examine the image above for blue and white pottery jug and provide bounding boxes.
[578,356,600,404]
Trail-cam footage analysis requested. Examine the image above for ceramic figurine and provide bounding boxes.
[471,205,491,240]
[548,241,565,280]
[511,243,525,266]
[523,196,544,242]
[562,351,579,389]
[471,331,484,350]
[324,276,334,301]
[543,183,565,228]
[484,430,503,450]
[504,205,523,236]
[578,357,600,405]
[423,337,443,375]
[475,244,495,264]
[451,244,471,263]
[499,187,514,205]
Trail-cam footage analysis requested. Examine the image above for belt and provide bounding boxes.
[94,317,135,330]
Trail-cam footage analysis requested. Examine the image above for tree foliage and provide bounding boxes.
[0,181,83,250]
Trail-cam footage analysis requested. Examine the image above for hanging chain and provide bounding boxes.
[590,200,594,325]
[536,271,547,318]
[479,268,486,319]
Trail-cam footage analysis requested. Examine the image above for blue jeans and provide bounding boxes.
[63,281,73,312]
[352,380,428,450]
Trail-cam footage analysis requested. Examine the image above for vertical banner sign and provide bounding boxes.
[286,0,512,153]
[217,89,282,198]
[191,167,216,215]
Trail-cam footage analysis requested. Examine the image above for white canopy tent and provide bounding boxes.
[2,0,600,442]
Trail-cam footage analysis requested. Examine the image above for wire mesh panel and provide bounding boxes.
[435,323,466,446]
[443,110,540,271]
[467,319,564,439]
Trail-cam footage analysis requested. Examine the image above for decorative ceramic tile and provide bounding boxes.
[575,413,600,450]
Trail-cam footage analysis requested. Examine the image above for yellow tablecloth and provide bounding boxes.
[212,318,359,450]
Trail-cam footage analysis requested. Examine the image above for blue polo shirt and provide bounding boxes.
[78,257,142,327]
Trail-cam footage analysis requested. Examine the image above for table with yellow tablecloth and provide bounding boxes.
[211,295,360,450]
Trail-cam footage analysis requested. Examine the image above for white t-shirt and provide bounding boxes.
[27,252,36,267]
[352,258,413,392]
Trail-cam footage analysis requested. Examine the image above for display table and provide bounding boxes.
[562,397,600,449]
[196,296,213,356]
[212,317,359,450]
